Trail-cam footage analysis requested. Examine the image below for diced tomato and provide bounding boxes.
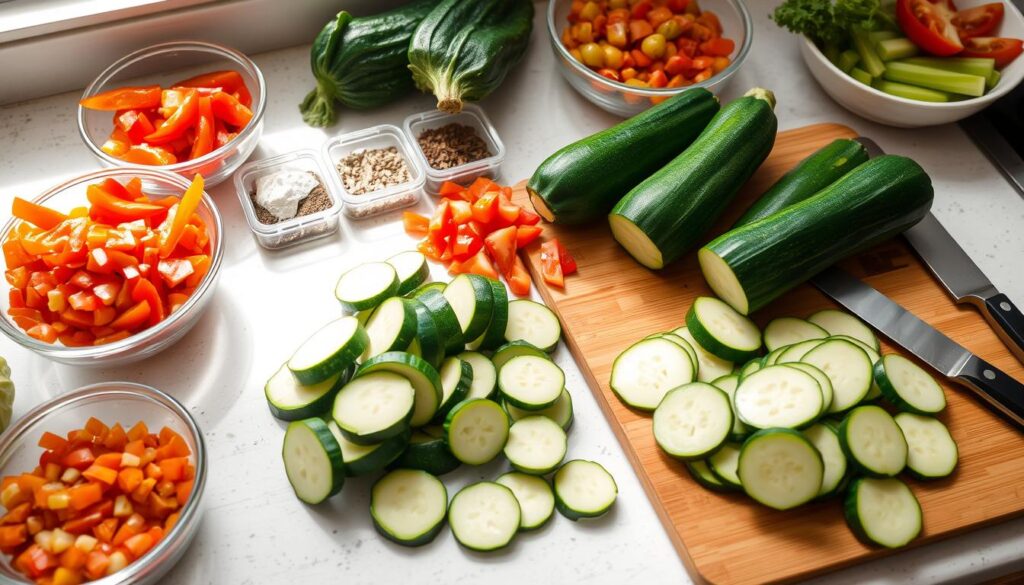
[540,240,565,288]
[467,177,500,201]
[897,0,963,56]
[515,226,543,248]
[515,208,542,226]
[471,192,500,224]
[507,256,532,297]
[402,212,429,237]
[483,226,518,277]
[449,199,473,224]
[438,181,471,201]
[451,224,483,261]
[450,250,499,280]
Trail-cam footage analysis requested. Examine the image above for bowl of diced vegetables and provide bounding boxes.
[785,0,1024,127]
[548,0,753,117]
[0,168,223,367]
[0,381,206,584]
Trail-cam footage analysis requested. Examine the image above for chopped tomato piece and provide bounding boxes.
[507,255,532,297]
[467,177,500,200]
[897,0,963,56]
[961,36,1024,68]
[438,181,470,200]
[402,212,429,237]
[953,3,1003,39]
[554,239,578,275]
[484,226,518,277]
[540,240,565,288]
[515,208,542,226]
[450,250,499,280]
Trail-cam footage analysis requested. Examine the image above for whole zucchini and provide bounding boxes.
[699,155,934,315]
[528,88,720,225]
[408,0,533,113]
[733,138,869,228]
[299,0,439,127]
[609,89,778,270]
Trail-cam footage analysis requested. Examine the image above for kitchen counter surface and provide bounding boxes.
[1,3,1022,584]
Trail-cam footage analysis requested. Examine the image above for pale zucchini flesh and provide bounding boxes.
[444,399,510,465]
[610,337,695,411]
[763,317,828,352]
[335,262,400,312]
[875,354,946,414]
[504,299,561,352]
[653,383,733,460]
[685,296,762,362]
[496,472,555,530]
[674,327,733,383]
[734,366,823,429]
[355,352,442,428]
[803,422,848,497]
[282,418,345,504]
[333,371,415,444]
[553,460,618,520]
[808,309,880,351]
[504,416,568,475]
[505,387,574,430]
[449,482,521,551]
[845,477,922,548]
[387,251,429,296]
[801,339,873,413]
[738,428,823,510]
[840,405,908,477]
[498,355,565,410]
[370,469,447,546]
[288,316,368,385]
[894,413,957,479]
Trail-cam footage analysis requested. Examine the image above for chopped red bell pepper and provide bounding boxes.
[540,240,566,288]
[79,86,161,111]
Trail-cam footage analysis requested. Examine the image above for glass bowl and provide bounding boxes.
[0,168,224,367]
[547,0,752,117]
[0,382,206,584]
[77,40,267,189]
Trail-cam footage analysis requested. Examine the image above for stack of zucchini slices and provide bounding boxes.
[272,251,617,551]
[611,296,957,549]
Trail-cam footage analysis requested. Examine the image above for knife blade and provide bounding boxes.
[856,136,1024,363]
[812,266,1024,428]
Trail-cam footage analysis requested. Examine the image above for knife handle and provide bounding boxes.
[977,293,1024,364]
[955,354,1024,428]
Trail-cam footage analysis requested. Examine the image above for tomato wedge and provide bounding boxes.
[483,226,517,277]
[953,3,1003,39]
[897,0,963,56]
[961,36,1024,68]
[540,241,565,288]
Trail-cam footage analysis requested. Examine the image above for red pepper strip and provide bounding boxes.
[190,96,215,160]
[86,185,166,220]
[12,197,67,230]
[210,91,253,127]
[145,90,199,144]
[174,70,252,106]
[158,174,204,258]
[507,255,532,296]
[79,86,161,111]
[124,178,144,199]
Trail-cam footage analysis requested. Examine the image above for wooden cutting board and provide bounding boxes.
[512,123,1024,585]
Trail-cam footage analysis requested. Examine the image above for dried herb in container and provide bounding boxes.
[417,123,492,170]
[337,146,412,195]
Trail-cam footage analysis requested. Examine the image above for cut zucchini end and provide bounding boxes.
[744,87,777,109]
[697,248,749,315]
[609,214,663,270]
[282,419,344,505]
[529,189,556,223]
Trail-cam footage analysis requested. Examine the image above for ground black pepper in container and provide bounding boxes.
[417,123,492,170]
[403,104,506,195]
[249,171,332,225]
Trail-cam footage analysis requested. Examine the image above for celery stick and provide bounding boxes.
[823,42,842,67]
[838,50,861,73]
[877,38,919,61]
[987,69,1000,90]
[869,30,900,43]
[873,79,953,102]
[900,56,996,77]
[850,67,874,85]
[883,62,986,96]
[852,30,886,78]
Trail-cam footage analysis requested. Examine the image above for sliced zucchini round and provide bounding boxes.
[408,281,446,298]
[496,472,555,531]
[265,364,346,421]
[673,326,733,383]
[335,262,400,312]
[610,337,694,411]
[874,354,946,414]
[839,405,908,477]
[332,371,415,445]
[734,366,823,430]
[443,274,495,342]
[711,374,751,441]
[685,296,762,363]
[504,416,568,475]
[355,308,375,326]
[443,399,510,465]
[652,332,700,374]
[282,418,345,504]
[432,357,473,423]
[505,387,574,431]
[458,351,498,401]
[371,469,447,547]
[783,362,835,415]
[288,316,368,385]
[844,477,922,548]
[894,412,958,479]
[498,355,565,410]
[326,420,408,477]
[356,352,442,428]
[738,358,762,380]
[553,460,617,520]
[391,428,461,476]
[416,289,464,355]
[738,428,823,511]
[686,460,731,492]
[801,338,873,413]
[504,299,561,352]
[830,335,880,363]
[776,339,825,364]
[653,383,732,460]
[449,482,521,552]
[763,317,828,352]
[802,422,847,498]
[409,300,444,369]
[467,277,509,351]
[361,297,419,361]
[491,340,549,372]
[762,346,788,366]
[386,251,429,296]
[707,442,742,489]
[808,309,880,352]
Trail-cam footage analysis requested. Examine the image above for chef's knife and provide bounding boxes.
[812,266,1024,428]
[856,137,1024,363]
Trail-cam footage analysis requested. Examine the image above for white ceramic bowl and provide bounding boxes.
[800,0,1024,127]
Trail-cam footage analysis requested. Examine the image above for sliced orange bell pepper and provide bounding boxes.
[174,69,252,106]
[507,255,532,297]
[156,259,194,288]
[79,86,161,111]
[115,109,156,144]
[210,91,253,127]
[118,145,177,166]
[101,128,132,157]
[158,174,204,259]
[86,185,165,221]
[3,240,35,270]
[189,96,215,160]
[438,181,468,200]
[12,198,68,231]
[540,240,566,288]
[515,226,542,248]
[109,301,150,331]
[67,483,102,511]
[26,323,58,344]
[402,212,429,237]
[144,89,198,144]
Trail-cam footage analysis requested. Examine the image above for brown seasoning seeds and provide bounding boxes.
[417,123,492,170]
[338,146,412,195]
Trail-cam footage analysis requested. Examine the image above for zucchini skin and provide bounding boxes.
[701,155,934,314]
[733,139,869,228]
[409,0,534,113]
[300,0,439,127]
[527,88,720,225]
[610,92,778,269]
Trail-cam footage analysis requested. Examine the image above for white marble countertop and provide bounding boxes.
[1,3,1023,585]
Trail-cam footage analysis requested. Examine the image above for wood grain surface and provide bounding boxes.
[512,123,1024,585]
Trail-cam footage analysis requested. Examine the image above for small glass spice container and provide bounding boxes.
[403,104,506,195]
[322,124,424,220]
[233,149,341,249]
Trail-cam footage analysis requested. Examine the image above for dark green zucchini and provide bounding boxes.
[609,89,778,270]
[527,88,720,225]
[733,139,870,228]
[408,0,533,113]
[300,0,439,127]
[699,155,934,315]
